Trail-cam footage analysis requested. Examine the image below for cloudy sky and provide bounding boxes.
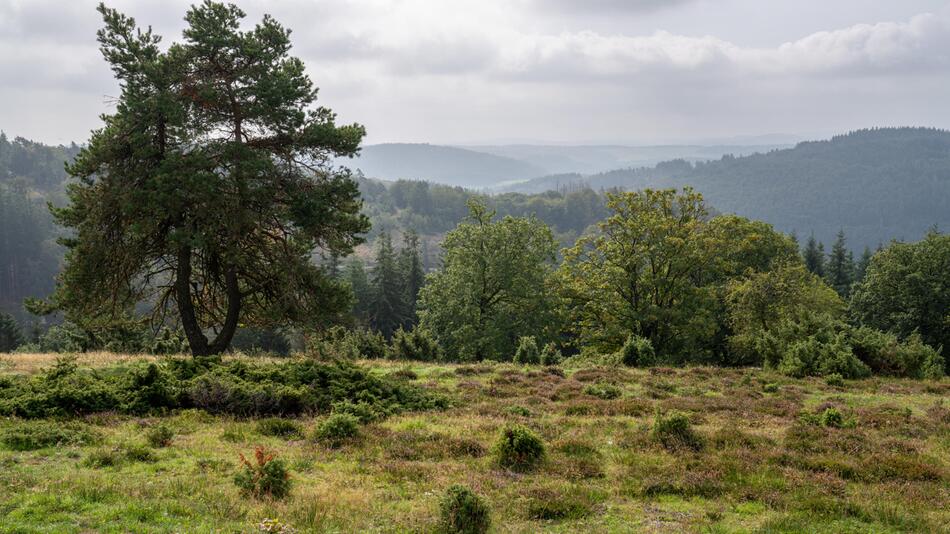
[2,0,949,145]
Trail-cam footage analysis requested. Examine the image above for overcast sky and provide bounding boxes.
[2,0,949,146]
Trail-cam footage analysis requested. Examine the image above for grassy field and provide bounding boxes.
[0,353,948,533]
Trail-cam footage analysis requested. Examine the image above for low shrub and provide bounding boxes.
[389,327,442,361]
[620,335,655,367]
[824,373,845,387]
[0,358,447,420]
[540,343,562,366]
[763,383,780,393]
[506,405,533,418]
[493,424,545,472]
[850,328,945,379]
[0,420,99,451]
[439,484,491,534]
[145,424,174,448]
[820,408,845,428]
[121,443,158,463]
[652,411,703,451]
[583,382,622,400]
[83,448,124,468]
[308,326,387,360]
[313,413,360,446]
[256,418,304,439]
[513,336,540,365]
[331,400,390,423]
[234,447,292,500]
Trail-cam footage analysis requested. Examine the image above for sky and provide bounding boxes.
[1,0,949,146]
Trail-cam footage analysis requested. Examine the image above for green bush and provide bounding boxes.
[83,448,123,468]
[256,418,303,439]
[313,413,360,446]
[309,326,387,360]
[0,358,447,420]
[820,407,845,428]
[439,484,491,534]
[234,447,292,500]
[540,342,562,366]
[0,420,99,451]
[493,425,545,472]
[389,327,443,362]
[652,411,703,451]
[620,335,655,367]
[583,382,622,400]
[145,424,174,448]
[513,336,540,365]
[121,443,157,463]
[762,382,779,393]
[825,373,845,387]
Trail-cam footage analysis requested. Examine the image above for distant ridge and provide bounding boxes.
[502,127,950,250]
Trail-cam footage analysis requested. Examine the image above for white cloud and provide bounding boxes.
[0,0,948,144]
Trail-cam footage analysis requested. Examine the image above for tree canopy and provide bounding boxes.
[417,199,560,361]
[36,2,369,355]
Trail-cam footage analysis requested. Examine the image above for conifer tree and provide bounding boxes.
[0,312,23,352]
[803,235,825,277]
[370,232,405,337]
[825,229,855,297]
[345,258,372,324]
[854,246,873,283]
[399,229,425,327]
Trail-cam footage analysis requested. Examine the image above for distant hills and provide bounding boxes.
[502,128,950,250]
[349,142,789,187]
[347,143,545,188]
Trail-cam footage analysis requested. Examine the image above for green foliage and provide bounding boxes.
[41,2,370,356]
[583,382,622,400]
[0,312,23,352]
[439,484,491,534]
[83,448,124,468]
[231,328,291,356]
[560,189,798,363]
[540,342,563,366]
[726,263,845,367]
[851,231,950,372]
[849,327,945,379]
[389,327,442,362]
[493,424,546,472]
[234,447,292,500]
[313,413,360,446]
[762,383,779,393]
[652,411,703,451]
[825,230,855,297]
[525,489,595,520]
[145,425,174,448]
[309,326,388,360]
[0,358,447,419]
[619,335,655,367]
[0,420,99,451]
[513,336,540,365]
[370,232,407,338]
[256,418,303,439]
[820,408,845,428]
[824,373,845,387]
[418,199,561,361]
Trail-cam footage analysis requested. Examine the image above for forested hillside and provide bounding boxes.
[0,134,78,321]
[506,128,950,250]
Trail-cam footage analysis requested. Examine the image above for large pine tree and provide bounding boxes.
[36,3,369,355]
[399,229,425,328]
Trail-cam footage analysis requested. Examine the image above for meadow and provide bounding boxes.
[0,353,947,533]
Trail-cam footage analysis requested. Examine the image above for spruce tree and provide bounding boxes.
[0,312,23,352]
[803,235,825,277]
[399,229,425,328]
[345,258,372,325]
[370,232,405,337]
[854,246,873,283]
[826,229,854,297]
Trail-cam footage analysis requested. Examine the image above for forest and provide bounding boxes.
[0,2,948,533]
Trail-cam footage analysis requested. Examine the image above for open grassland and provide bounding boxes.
[0,353,948,533]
